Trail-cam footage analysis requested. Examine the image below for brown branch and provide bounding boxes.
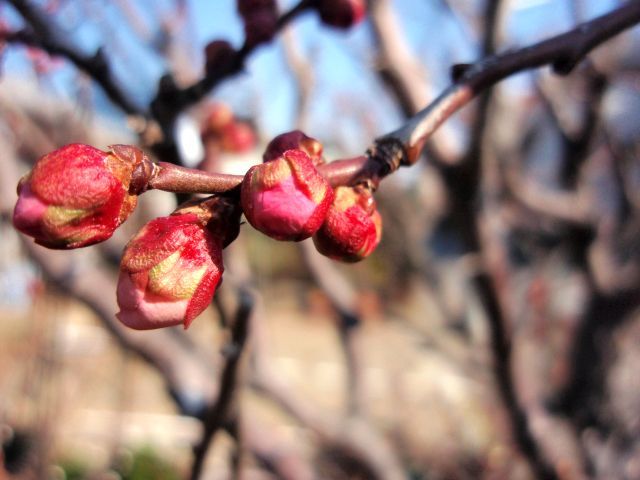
[190,288,254,480]
[248,296,405,480]
[427,1,562,478]
[379,1,640,167]
[144,155,380,194]
[5,0,143,116]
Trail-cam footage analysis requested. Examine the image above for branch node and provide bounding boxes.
[367,137,406,177]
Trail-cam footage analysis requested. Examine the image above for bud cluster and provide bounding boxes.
[241,130,382,259]
[12,131,382,331]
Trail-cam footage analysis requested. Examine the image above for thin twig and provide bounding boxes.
[190,288,254,480]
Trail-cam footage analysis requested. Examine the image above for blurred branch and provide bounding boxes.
[369,0,460,163]
[249,298,405,480]
[505,161,594,226]
[190,288,254,480]
[280,17,367,417]
[431,1,560,478]
[300,240,364,415]
[4,0,143,116]
[150,0,314,129]
[536,68,608,187]
[379,1,640,166]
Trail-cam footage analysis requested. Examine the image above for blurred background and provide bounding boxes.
[1,0,640,478]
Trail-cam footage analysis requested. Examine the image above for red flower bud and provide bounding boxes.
[241,149,334,241]
[313,186,382,262]
[242,8,278,47]
[117,212,224,330]
[204,40,236,76]
[13,143,149,249]
[263,130,324,165]
[317,0,366,29]
[220,121,256,153]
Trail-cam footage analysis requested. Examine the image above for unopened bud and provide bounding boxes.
[117,210,224,330]
[243,8,278,47]
[13,143,151,249]
[241,149,333,241]
[220,121,256,153]
[313,185,382,262]
[317,0,366,29]
[204,40,236,76]
[263,130,324,165]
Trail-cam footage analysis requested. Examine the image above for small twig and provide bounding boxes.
[5,0,143,116]
[378,1,640,166]
[190,288,254,480]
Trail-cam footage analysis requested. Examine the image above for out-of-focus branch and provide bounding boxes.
[300,241,364,415]
[379,1,640,167]
[281,26,315,130]
[190,288,254,480]
[434,1,560,478]
[505,162,594,226]
[536,68,608,187]
[249,298,404,480]
[369,0,460,163]
[5,0,143,116]
[150,0,314,128]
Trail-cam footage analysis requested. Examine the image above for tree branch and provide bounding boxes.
[379,1,640,166]
[5,0,143,116]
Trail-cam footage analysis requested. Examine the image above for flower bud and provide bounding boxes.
[241,149,334,241]
[13,143,150,249]
[202,102,234,135]
[117,212,224,330]
[263,130,324,165]
[237,0,276,16]
[220,121,256,153]
[317,0,366,29]
[242,8,278,47]
[313,186,382,262]
[204,40,236,76]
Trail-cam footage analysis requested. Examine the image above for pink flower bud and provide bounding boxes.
[263,130,324,165]
[241,149,334,241]
[13,143,148,249]
[317,0,366,29]
[313,186,382,262]
[116,212,224,330]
